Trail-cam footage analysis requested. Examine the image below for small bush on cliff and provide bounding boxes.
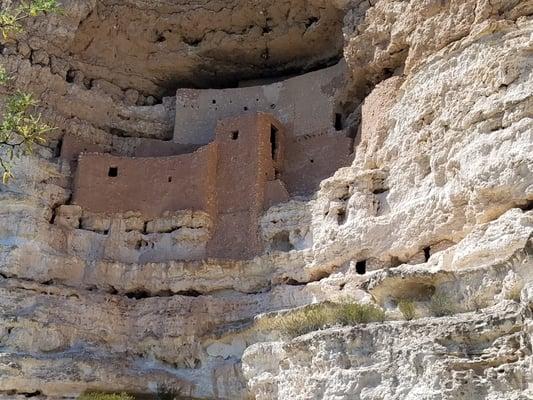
[332,302,385,325]
[78,393,134,400]
[0,0,59,183]
[429,293,456,317]
[398,299,417,320]
[156,384,181,400]
[0,90,53,182]
[0,0,60,38]
[266,303,332,337]
[262,301,385,337]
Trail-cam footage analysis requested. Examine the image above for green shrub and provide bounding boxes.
[265,303,332,337]
[0,65,8,85]
[0,0,60,183]
[78,393,134,400]
[157,384,180,400]
[0,0,61,38]
[398,299,417,320]
[429,293,456,317]
[0,90,53,182]
[333,302,386,325]
[261,301,385,337]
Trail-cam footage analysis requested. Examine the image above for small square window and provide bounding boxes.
[108,167,118,177]
[231,131,239,140]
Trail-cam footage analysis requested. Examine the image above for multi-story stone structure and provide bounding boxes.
[60,61,354,260]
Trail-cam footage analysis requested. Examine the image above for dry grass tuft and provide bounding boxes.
[398,299,417,320]
[259,301,385,337]
[429,293,456,317]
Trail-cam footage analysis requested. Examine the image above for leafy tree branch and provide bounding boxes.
[0,0,60,38]
[0,0,60,184]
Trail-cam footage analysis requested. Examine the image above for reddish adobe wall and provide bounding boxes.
[67,108,353,260]
[60,135,107,163]
[207,113,285,259]
[70,113,285,260]
[72,144,217,219]
[281,133,354,195]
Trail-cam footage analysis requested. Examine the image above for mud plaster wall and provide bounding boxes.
[207,113,286,259]
[72,145,217,219]
[174,61,347,145]
[281,133,354,195]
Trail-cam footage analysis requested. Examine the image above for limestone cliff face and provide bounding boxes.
[0,0,532,399]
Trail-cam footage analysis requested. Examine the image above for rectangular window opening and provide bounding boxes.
[231,131,239,140]
[270,125,279,160]
[355,260,367,275]
[335,113,343,131]
[108,167,118,177]
[54,138,63,158]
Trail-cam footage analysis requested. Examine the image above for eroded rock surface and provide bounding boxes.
[0,0,532,399]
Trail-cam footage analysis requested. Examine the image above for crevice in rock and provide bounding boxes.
[123,288,204,299]
[337,208,347,225]
[281,277,307,286]
[124,290,152,300]
[49,206,58,225]
[423,246,431,262]
[0,391,42,398]
[183,36,202,47]
[519,200,533,211]
[305,17,319,29]
[372,188,389,195]
[175,289,203,297]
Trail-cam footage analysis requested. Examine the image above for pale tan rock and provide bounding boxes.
[54,205,81,229]
[243,302,532,400]
[0,0,531,399]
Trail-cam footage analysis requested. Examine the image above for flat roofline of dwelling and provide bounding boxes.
[77,142,217,161]
[215,111,283,125]
[176,59,347,94]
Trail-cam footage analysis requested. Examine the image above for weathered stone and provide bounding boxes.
[54,205,82,229]
[0,0,531,399]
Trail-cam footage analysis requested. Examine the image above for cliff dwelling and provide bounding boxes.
[1,0,532,398]
[57,61,355,261]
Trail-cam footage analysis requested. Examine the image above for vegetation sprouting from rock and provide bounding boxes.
[259,301,386,337]
[429,293,456,317]
[0,0,59,183]
[0,0,60,38]
[156,384,182,400]
[398,298,417,320]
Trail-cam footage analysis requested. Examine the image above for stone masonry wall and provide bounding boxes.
[207,113,286,259]
[174,61,348,145]
[72,144,218,219]
[281,133,354,195]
